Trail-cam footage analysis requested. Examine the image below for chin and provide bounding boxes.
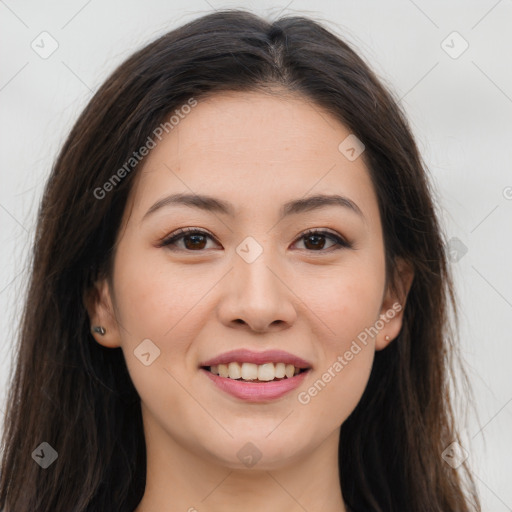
[196,430,316,471]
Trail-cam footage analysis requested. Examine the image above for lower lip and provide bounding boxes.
[201,368,310,402]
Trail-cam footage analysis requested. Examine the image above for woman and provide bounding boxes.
[0,9,480,512]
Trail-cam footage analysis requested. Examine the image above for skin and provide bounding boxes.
[87,89,413,512]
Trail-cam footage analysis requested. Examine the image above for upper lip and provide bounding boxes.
[199,349,312,369]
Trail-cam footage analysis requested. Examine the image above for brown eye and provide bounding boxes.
[294,229,351,252]
[181,233,208,250]
[160,228,217,251]
[302,233,329,250]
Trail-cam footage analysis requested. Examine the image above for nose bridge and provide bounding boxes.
[235,239,283,304]
[217,236,297,331]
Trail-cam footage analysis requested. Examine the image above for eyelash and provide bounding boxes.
[159,227,352,252]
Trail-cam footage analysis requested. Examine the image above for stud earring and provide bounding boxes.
[385,335,390,342]
[92,326,106,335]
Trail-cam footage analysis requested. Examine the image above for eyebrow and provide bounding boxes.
[142,192,364,222]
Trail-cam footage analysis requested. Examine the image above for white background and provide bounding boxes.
[0,1,511,510]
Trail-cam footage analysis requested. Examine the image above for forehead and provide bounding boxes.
[158,90,352,167]
[125,90,380,227]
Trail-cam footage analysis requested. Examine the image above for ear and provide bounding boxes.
[375,258,414,351]
[83,277,122,348]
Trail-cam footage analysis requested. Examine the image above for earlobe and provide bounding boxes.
[83,278,122,349]
[376,258,414,351]
[91,325,107,336]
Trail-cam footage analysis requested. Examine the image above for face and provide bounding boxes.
[88,90,412,470]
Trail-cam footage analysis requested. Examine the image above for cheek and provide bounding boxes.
[297,296,378,430]
[112,242,211,340]
[112,256,205,420]
[301,256,385,349]
[328,279,382,347]
[110,245,211,398]
[294,259,384,419]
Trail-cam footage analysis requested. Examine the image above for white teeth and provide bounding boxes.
[228,362,242,379]
[258,363,275,381]
[207,361,306,381]
[275,362,286,378]
[285,364,295,378]
[241,362,258,380]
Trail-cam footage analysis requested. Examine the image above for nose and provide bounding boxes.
[216,251,298,333]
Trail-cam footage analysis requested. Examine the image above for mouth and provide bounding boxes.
[199,349,312,401]
[201,362,310,383]
[200,365,311,402]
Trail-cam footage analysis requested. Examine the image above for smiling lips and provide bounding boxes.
[200,348,311,381]
[199,348,312,401]
[209,361,302,381]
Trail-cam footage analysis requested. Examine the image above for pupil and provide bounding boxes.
[185,234,206,250]
[305,234,325,250]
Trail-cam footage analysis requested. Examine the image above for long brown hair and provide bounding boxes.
[0,9,480,511]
